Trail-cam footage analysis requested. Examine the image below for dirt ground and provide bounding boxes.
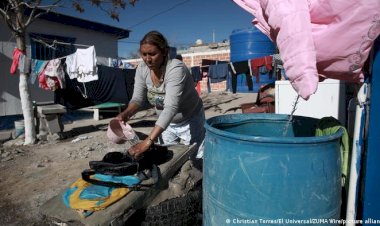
[0,91,257,226]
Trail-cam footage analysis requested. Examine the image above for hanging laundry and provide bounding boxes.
[272,54,285,80]
[30,59,49,84]
[208,63,229,83]
[54,71,94,110]
[233,0,380,100]
[38,68,61,91]
[65,52,77,79]
[44,59,65,89]
[201,59,229,93]
[90,65,135,103]
[123,62,136,69]
[201,59,228,73]
[18,54,31,74]
[65,46,98,82]
[201,59,218,67]
[111,58,125,68]
[272,54,283,68]
[250,56,273,83]
[10,48,25,74]
[190,66,202,83]
[229,61,253,93]
[55,65,135,110]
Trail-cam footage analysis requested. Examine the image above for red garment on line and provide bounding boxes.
[250,56,273,83]
[38,68,61,91]
[10,48,25,74]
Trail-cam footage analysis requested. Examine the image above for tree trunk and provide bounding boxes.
[19,72,36,145]
[15,35,36,145]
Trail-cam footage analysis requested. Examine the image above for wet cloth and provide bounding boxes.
[44,59,65,89]
[250,56,273,83]
[10,48,24,74]
[30,59,49,84]
[38,68,61,91]
[229,61,253,93]
[229,60,251,76]
[201,59,217,73]
[55,66,135,110]
[18,54,31,74]
[65,46,98,82]
[315,116,349,188]
[190,66,202,82]
[62,177,130,215]
[208,63,229,83]
[233,0,380,100]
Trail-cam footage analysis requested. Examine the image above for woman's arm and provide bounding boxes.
[128,125,164,159]
[117,63,148,122]
[116,102,140,122]
[128,61,187,159]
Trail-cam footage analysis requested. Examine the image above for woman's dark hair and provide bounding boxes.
[140,30,169,55]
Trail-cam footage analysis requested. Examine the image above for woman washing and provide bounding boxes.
[116,30,205,162]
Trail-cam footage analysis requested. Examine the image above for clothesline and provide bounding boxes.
[31,38,92,50]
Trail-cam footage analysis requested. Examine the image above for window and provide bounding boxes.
[29,33,76,60]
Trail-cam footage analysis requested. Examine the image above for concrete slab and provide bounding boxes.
[40,144,197,226]
[0,130,12,143]
[37,104,66,115]
[36,104,66,136]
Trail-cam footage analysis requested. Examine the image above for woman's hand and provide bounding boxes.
[116,110,130,123]
[128,138,153,159]
[116,103,140,122]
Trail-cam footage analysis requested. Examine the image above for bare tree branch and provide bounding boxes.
[7,0,17,8]
[2,13,18,34]
[25,0,63,27]
[24,0,41,27]
[0,2,19,33]
[17,1,62,10]
[0,7,7,19]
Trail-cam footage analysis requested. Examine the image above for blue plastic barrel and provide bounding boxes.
[230,27,275,63]
[229,27,276,93]
[204,114,342,226]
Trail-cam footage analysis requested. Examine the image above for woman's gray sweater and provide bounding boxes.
[129,59,203,129]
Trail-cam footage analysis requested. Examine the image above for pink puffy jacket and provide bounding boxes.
[233,0,380,99]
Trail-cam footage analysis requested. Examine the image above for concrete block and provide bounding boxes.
[36,104,66,138]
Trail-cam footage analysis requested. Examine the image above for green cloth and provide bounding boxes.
[315,117,350,188]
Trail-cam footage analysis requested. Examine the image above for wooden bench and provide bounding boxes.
[86,102,126,120]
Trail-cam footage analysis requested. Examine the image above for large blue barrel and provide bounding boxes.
[230,27,275,63]
[204,114,342,226]
[229,27,276,93]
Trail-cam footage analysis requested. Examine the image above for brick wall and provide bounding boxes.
[181,50,230,93]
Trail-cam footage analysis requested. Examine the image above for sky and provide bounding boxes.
[56,0,254,58]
